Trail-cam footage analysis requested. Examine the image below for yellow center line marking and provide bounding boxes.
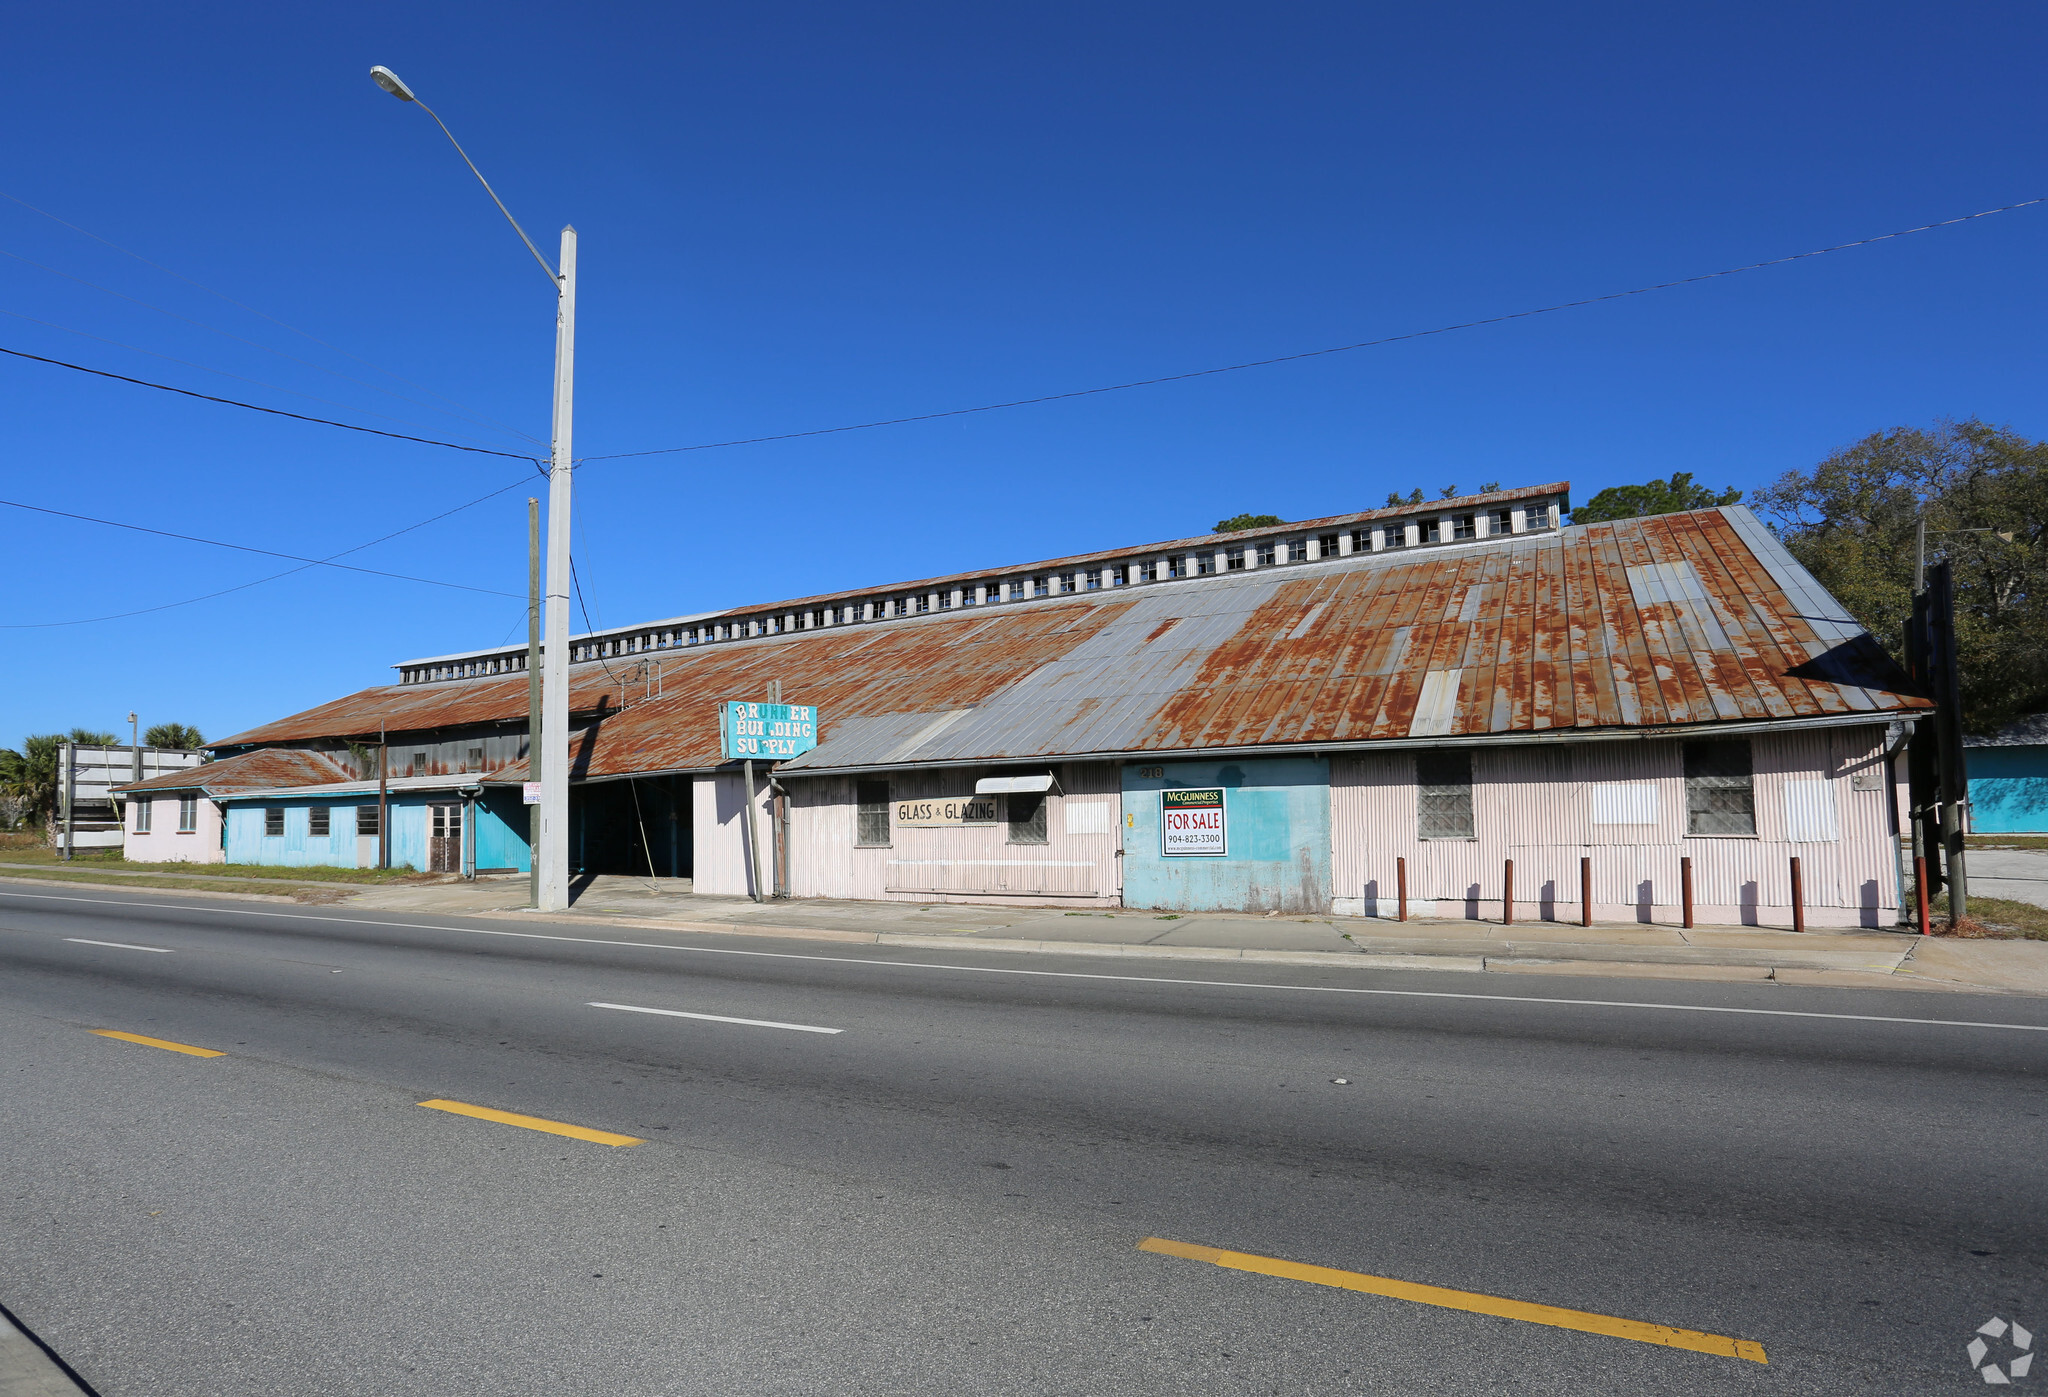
[89,1029,224,1057]
[417,1099,642,1147]
[1137,1237,1767,1365]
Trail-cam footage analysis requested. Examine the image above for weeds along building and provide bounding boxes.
[128,483,1931,927]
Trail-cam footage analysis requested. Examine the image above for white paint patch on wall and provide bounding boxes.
[1064,800,1116,835]
[1591,783,1658,825]
[1783,778,1840,842]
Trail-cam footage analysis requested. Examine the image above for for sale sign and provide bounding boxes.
[1160,787,1227,857]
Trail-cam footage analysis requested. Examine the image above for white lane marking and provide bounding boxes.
[64,937,174,953]
[6,888,2048,1035]
[589,1001,842,1034]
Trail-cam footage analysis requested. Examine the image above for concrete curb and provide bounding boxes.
[0,1302,96,1396]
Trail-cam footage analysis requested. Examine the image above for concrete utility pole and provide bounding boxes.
[371,65,577,912]
[527,497,542,909]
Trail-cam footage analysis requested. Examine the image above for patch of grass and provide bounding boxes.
[1965,834,2048,852]
[0,865,306,898]
[1922,892,2048,941]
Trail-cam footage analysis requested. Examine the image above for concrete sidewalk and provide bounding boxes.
[331,872,2048,997]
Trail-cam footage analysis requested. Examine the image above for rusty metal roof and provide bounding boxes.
[212,507,1926,783]
[117,747,353,796]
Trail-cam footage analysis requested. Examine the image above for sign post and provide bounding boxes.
[719,702,820,902]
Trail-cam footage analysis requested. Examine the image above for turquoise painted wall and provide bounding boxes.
[224,802,362,867]
[475,791,532,872]
[219,793,534,870]
[1970,749,2048,833]
[1122,757,1332,913]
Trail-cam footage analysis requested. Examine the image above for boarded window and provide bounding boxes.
[1008,792,1048,845]
[1416,750,1474,839]
[856,780,890,846]
[264,807,284,837]
[1684,740,1755,835]
[357,804,380,837]
[178,797,197,832]
[134,800,152,833]
[309,806,330,838]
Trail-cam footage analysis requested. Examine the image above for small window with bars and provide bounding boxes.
[1350,528,1371,553]
[1256,542,1275,566]
[1416,750,1474,839]
[309,806,330,838]
[1453,514,1475,540]
[1226,547,1246,571]
[915,595,929,614]
[1383,525,1407,549]
[1085,571,1101,590]
[1685,740,1756,835]
[1492,508,1513,535]
[1007,792,1048,845]
[856,780,891,846]
[1197,553,1216,575]
[1318,533,1339,557]
[264,807,285,837]
[1168,555,1187,578]
[412,751,428,776]
[357,804,380,837]
[1033,577,1049,597]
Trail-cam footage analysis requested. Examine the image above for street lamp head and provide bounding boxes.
[369,66,417,102]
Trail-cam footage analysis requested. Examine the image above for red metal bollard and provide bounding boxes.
[1790,856,1805,934]
[1397,857,1408,923]
[1580,856,1592,928]
[1680,856,1694,930]
[1503,859,1514,926]
[1915,855,1931,936]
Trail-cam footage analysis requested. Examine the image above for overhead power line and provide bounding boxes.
[0,344,543,462]
[0,185,546,446]
[0,497,523,598]
[582,194,2048,463]
[0,476,533,628]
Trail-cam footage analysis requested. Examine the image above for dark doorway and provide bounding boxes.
[570,776,692,877]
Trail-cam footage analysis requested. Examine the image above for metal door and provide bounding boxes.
[429,803,462,873]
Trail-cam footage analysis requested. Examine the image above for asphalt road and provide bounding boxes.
[2,885,2045,1394]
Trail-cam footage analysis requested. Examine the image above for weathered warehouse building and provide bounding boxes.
[174,484,1930,927]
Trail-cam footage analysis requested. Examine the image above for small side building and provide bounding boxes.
[1965,715,2048,834]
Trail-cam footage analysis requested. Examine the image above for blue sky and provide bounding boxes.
[3,2,2043,748]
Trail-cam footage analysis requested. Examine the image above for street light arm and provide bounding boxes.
[411,96,561,289]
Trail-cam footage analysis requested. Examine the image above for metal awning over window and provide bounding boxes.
[975,773,1058,794]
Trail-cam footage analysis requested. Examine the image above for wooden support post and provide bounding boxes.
[1680,856,1694,930]
[1915,855,1931,936]
[1502,859,1514,926]
[1397,857,1408,923]
[1790,856,1805,934]
[1580,855,1592,927]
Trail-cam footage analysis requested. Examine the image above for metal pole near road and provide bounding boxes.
[370,65,577,913]
[527,498,542,909]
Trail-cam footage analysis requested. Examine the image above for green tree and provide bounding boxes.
[1752,419,2047,734]
[1214,513,1284,533]
[0,734,66,830]
[1572,472,1742,524]
[67,727,117,745]
[145,722,205,749]
[1384,488,1425,507]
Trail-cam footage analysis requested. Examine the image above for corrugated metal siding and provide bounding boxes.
[222,802,360,868]
[209,508,1928,786]
[1331,727,1899,928]
[782,762,1122,906]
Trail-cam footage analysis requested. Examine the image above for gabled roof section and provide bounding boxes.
[213,507,1927,777]
[117,747,353,796]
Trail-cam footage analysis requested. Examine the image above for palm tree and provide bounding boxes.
[0,730,121,830]
[144,722,205,750]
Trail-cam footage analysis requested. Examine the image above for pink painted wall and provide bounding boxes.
[784,763,1123,907]
[122,796,225,864]
[1331,726,1902,929]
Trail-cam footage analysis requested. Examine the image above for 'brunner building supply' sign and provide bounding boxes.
[894,797,998,828]
[1160,787,1227,856]
[720,702,820,760]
